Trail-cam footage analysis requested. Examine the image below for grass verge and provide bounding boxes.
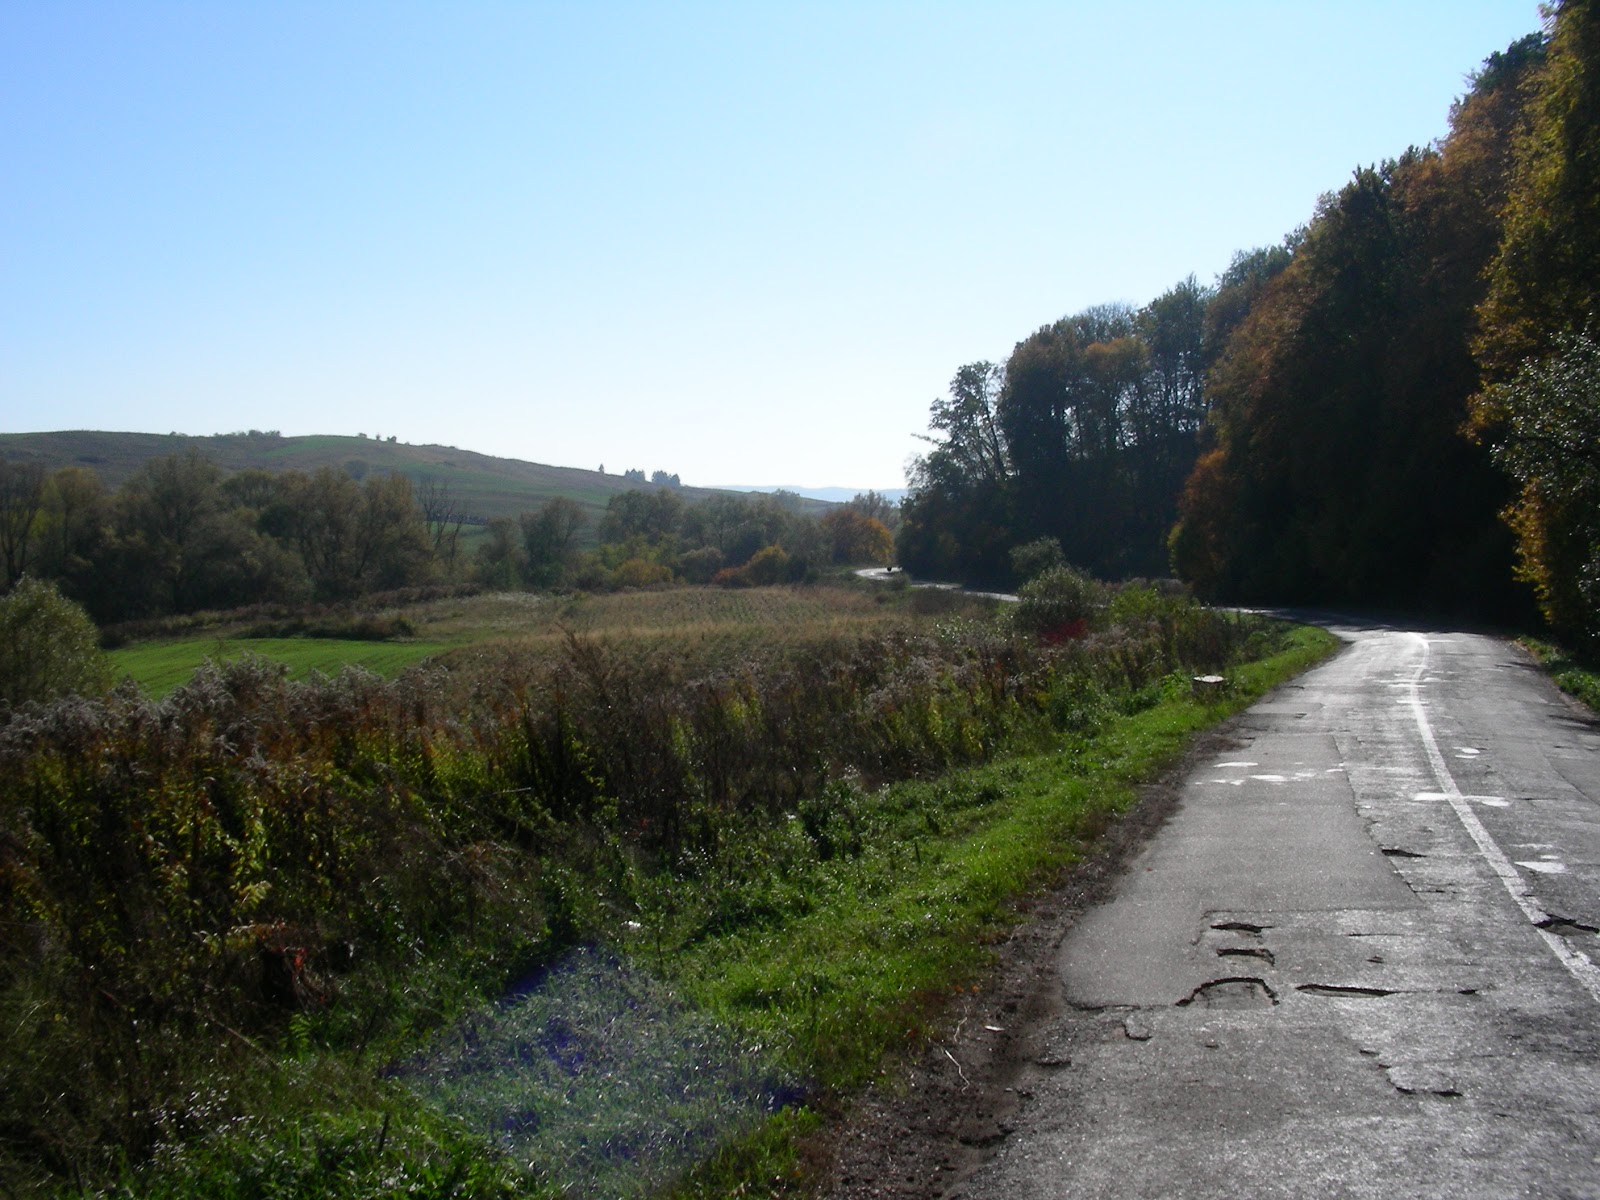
[661,622,1339,1196]
[1519,637,1600,713]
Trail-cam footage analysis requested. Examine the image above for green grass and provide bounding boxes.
[34,604,1337,1199]
[105,584,980,699]
[660,622,1340,1195]
[1520,637,1600,713]
[110,636,452,698]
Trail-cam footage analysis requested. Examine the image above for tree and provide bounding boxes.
[416,476,467,574]
[115,451,230,613]
[267,468,429,601]
[820,508,894,564]
[682,493,759,561]
[846,490,899,530]
[1204,246,1293,360]
[925,362,1009,488]
[0,577,111,707]
[355,472,432,592]
[1009,536,1065,584]
[1473,330,1600,644]
[898,362,1017,584]
[1477,5,1600,376]
[521,497,587,587]
[476,516,524,589]
[0,460,46,589]
[35,467,111,616]
[1469,9,1598,641]
[1172,37,1542,618]
[598,488,684,546]
[997,304,1170,575]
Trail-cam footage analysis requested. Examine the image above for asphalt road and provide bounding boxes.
[951,618,1600,1199]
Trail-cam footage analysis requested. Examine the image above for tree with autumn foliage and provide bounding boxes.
[1471,1,1600,645]
[820,508,893,565]
[1169,35,1542,618]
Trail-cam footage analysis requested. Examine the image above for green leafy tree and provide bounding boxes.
[845,490,900,531]
[0,460,46,589]
[476,516,525,588]
[898,363,1016,584]
[521,497,587,587]
[0,577,111,707]
[35,467,111,616]
[112,451,297,614]
[598,488,684,547]
[267,468,430,601]
[1469,8,1598,641]
[1474,330,1600,644]
[1009,536,1066,584]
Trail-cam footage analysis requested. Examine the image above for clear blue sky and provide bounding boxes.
[1,1,1542,491]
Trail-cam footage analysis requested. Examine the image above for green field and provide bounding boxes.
[110,636,454,698]
[109,583,939,698]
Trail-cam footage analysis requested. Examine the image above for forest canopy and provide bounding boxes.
[902,8,1599,646]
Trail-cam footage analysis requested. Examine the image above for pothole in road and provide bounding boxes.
[1211,920,1272,935]
[1177,977,1278,1009]
[1381,847,1426,858]
[1216,946,1275,965]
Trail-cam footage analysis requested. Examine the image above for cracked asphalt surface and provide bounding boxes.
[825,618,1600,1199]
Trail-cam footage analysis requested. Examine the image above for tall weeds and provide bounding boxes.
[0,584,1278,1193]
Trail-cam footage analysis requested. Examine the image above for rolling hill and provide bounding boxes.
[0,430,837,535]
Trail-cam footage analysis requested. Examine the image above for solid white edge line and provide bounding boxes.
[1405,632,1600,1005]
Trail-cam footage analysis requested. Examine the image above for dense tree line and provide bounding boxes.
[907,7,1599,643]
[0,453,436,621]
[1169,32,1542,617]
[1468,0,1600,645]
[899,267,1263,585]
[0,452,897,623]
[476,487,895,591]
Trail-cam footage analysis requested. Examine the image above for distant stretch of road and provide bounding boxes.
[954,617,1600,1199]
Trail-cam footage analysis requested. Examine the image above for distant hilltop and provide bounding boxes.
[0,429,841,527]
[712,484,909,505]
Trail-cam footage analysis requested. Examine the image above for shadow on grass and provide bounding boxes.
[396,945,801,1199]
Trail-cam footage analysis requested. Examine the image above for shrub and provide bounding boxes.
[0,577,112,708]
[1009,537,1065,584]
[610,558,672,589]
[1013,565,1103,640]
[741,545,795,586]
[678,545,725,585]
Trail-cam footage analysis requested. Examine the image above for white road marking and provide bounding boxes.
[1406,632,1600,1005]
[1517,861,1569,875]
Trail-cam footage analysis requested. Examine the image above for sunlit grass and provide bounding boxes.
[109,585,970,697]
[1520,636,1600,713]
[10,590,1334,1199]
[666,623,1338,1196]
[110,636,452,698]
